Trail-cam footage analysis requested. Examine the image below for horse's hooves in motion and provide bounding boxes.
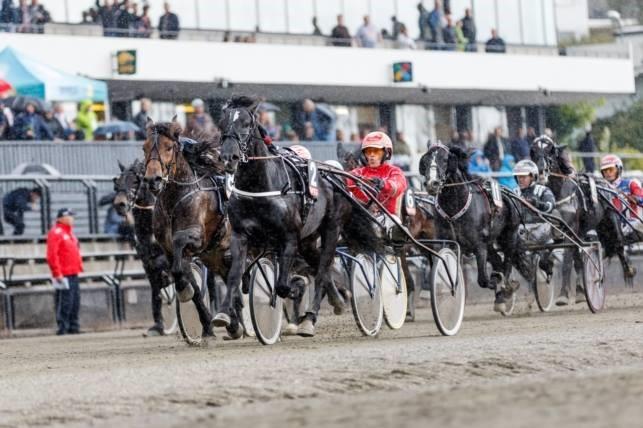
[555,294,571,307]
[223,323,244,341]
[202,326,215,338]
[296,319,315,337]
[212,312,231,328]
[283,322,298,336]
[275,284,291,299]
[177,284,195,303]
[326,285,347,315]
[493,293,507,313]
[143,324,164,337]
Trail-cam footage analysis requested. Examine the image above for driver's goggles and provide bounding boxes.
[363,147,384,155]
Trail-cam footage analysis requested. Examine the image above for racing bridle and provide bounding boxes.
[144,126,180,187]
[220,106,266,165]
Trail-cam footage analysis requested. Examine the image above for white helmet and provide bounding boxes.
[324,160,344,170]
[361,131,392,160]
[289,145,312,160]
[513,159,539,183]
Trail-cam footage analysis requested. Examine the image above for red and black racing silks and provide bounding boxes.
[347,163,408,215]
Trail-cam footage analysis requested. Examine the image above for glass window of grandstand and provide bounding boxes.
[229,0,258,32]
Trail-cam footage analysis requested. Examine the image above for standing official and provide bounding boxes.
[47,208,83,335]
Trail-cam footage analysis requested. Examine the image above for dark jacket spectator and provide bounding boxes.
[442,15,456,50]
[136,4,152,38]
[483,127,509,171]
[43,110,65,139]
[3,187,41,235]
[46,208,83,335]
[158,2,179,40]
[13,103,54,140]
[185,98,217,136]
[391,16,402,39]
[485,29,506,53]
[461,8,476,51]
[510,128,530,161]
[1,0,15,26]
[295,99,335,142]
[312,16,322,36]
[417,2,429,41]
[331,14,351,47]
[427,0,444,48]
[133,98,151,139]
[29,0,50,33]
[578,127,596,173]
[114,0,135,37]
[95,0,117,37]
[526,126,537,145]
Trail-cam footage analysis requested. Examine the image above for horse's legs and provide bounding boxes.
[275,233,299,299]
[171,229,202,302]
[559,249,575,300]
[186,267,214,337]
[214,231,246,339]
[474,246,491,290]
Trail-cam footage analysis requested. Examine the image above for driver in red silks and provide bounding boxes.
[347,131,408,216]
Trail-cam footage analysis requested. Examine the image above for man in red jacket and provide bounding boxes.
[347,131,408,242]
[47,208,83,335]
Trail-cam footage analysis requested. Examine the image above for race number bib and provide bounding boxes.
[405,189,417,216]
[308,161,319,198]
[225,173,234,199]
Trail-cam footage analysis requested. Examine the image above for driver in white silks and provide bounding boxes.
[513,160,558,277]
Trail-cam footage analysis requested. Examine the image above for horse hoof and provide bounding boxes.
[555,296,569,306]
[212,312,231,328]
[223,323,244,340]
[283,323,298,336]
[405,313,415,323]
[202,327,215,338]
[143,325,164,337]
[177,284,194,303]
[296,319,315,337]
[275,285,291,299]
[493,302,506,313]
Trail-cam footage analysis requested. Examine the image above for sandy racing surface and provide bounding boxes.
[1,290,642,428]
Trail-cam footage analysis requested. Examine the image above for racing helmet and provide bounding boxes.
[533,134,555,147]
[361,131,392,160]
[513,159,539,183]
[289,145,312,160]
[324,160,344,171]
[600,154,623,178]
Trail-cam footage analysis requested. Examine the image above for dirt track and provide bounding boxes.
[1,291,642,428]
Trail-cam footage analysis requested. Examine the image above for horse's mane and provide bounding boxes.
[227,95,259,109]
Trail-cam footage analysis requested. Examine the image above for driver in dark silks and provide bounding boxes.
[512,160,558,280]
[346,131,408,243]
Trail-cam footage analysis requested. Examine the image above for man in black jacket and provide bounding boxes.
[578,125,596,173]
[485,28,506,53]
[330,14,351,47]
[3,187,41,235]
[158,2,179,40]
[133,98,151,139]
[461,8,476,51]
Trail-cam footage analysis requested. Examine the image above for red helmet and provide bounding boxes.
[600,154,623,177]
[361,131,392,160]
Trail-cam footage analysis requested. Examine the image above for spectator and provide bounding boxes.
[526,126,537,145]
[51,103,75,139]
[99,193,134,239]
[330,15,351,47]
[0,101,8,139]
[133,98,151,139]
[303,122,315,141]
[350,132,360,143]
[1,0,15,31]
[497,154,518,190]
[450,129,467,151]
[485,28,506,53]
[15,0,31,33]
[391,16,402,40]
[185,98,216,136]
[29,0,49,33]
[13,101,53,140]
[483,127,508,171]
[43,107,64,140]
[295,99,335,142]
[468,149,491,174]
[355,15,380,48]
[396,23,416,49]
[158,2,179,40]
[391,131,411,171]
[95,0,117,37]
[258,109,280,141]
[427,0,444,50]
[454,19,468,51]
[115,0,136,37]
[335,128,345,143]
[578,124,596,173]
[283,124,299,142]
[442,14,456,51]
[47,208,83,336]
[75,99,97,140]
[461,8,476,51]
[417,2,429,42]
[510,128,530,161]
[312,16,322,36]
[0,99,13,137]
[2,187,41,235]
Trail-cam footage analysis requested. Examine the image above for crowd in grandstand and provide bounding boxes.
[0,0,51,33]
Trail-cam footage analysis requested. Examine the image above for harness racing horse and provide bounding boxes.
[218,96,346,337]
[420,143,523,311]
[143,118,231,338]
[530,139,636,295]
[113,159,173,336]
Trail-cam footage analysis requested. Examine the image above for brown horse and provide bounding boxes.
[142,118,236,338]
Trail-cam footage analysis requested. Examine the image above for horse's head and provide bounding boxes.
[336,142,361,170]
[142,117,182,194]
[113,159,146,216]
[419,142,468,196]
[219,96,261,174]
[530,135,565,183]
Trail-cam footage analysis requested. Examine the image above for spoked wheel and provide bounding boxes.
[380,255,407,330]
[532,254,555,312]
[430,248,465,336]
[249,258,283,345]
[176,261,209,346]
[159,284,178,335]
[583,244,605,313]
[500,290,517,317]
[350,254,383,336]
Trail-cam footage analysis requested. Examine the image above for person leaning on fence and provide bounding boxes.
[2,187,41,235]
[47,208,83,335]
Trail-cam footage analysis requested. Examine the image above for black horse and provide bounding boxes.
[218,96,347,337]
[113,159,174,336]
[420,142,524,311]
[143,119,231,338]
[530,138,635,296]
